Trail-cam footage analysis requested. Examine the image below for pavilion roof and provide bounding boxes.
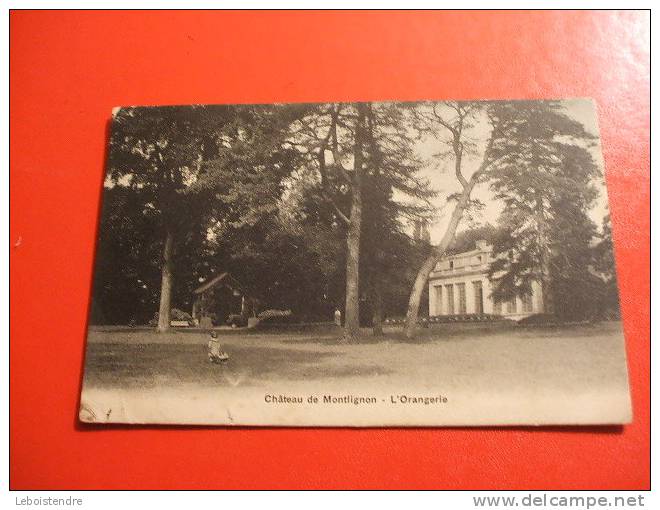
[192,272,245,295]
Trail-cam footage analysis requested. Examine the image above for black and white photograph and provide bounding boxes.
[79,99,631,426]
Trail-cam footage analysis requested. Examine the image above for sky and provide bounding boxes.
[412,98,610,244]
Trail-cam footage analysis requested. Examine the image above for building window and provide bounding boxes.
[506,298,517,314]
[493,300,502,315]
[445,284,455,315]
[472,281,484,314]
[434,286,443,315]
[522,293,533,313]
[457,283,467,314]
[449,260,454,270]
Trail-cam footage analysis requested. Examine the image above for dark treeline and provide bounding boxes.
[91,102,433,338]
[90,100,619,340]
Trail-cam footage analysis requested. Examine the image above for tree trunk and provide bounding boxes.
[403,104,499,338]
[344,221,361,339]
[343,104,367,341]
[535,193,554,315]
[403,256,437,338]
[156,229,174,333]
[371,278,384,336]
[540,278,554,315]
[404,193,472,338]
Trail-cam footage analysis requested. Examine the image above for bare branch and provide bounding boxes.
[317,150,350,225]
[314,104,351,225]
[431,103,458,135]
[322,190,351,225]
[452,119,468,189]
[468,116,506,185]
[327,105,354,184]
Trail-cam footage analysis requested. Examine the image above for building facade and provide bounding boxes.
[428,240,543,320]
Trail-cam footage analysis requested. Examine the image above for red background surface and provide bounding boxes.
[9,10,650,490]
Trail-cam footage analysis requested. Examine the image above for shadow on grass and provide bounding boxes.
[90,322,342,336]
[83,342,392,390]
[371,321,610,345]
[279,322,520,346]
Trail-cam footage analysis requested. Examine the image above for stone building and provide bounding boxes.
[428,240,543,320]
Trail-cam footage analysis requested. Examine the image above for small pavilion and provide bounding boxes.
[191,272,255,327]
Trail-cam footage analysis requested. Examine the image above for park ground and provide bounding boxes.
[80,321,632,426]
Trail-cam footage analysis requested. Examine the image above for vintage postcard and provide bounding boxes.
[80,99,631,426]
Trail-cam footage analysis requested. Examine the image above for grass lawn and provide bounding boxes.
[80,321,631,426]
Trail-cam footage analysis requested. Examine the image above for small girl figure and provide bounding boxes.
[208,331,230,363]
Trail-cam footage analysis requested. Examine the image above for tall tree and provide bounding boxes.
[277,164,348,318]
[107,104,304,331]
[403,100,603,335]
[107,105,226,332]
[90,185,162,325]
[331,103,367,340]
[592,212,621,318]
[403,101,505,338]
[293,102,432,339]
[190,104,309,311]
[361,102,434,335]
[291,103,368,340]
[486,102,600,319]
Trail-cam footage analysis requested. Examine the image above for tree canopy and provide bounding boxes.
[92,100,619,336]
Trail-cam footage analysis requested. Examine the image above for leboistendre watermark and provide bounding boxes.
[264,394,449,405]
[15,496,83,506]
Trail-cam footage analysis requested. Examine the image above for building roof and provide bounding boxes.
[441,240,491,261]
[430,241,492,280]
[193,272,245,295]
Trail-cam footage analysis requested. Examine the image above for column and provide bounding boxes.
[429,284,436,317]
[435,285,443,315]
[482,278,493,314]
[445,284,455,315]
[533,281,544,313]
[466,278,475,314]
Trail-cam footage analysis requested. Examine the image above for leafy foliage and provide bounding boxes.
[91,186,161,324]
[485,101,609,320]
[91,100,616,331]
